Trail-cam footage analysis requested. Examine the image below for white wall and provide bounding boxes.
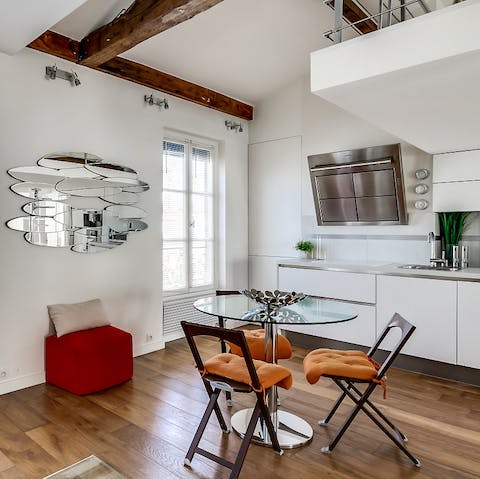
[249,75,438,289]
[0,48,248,394]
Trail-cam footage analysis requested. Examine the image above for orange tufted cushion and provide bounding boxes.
[203,353,293,390]
[227,329,292,361]
[303,348,380,385]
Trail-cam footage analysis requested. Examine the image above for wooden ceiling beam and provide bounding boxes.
[28,31,253,121]
[97,57,253,120]
[79,0,224,67]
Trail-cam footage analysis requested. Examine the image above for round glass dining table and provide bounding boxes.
[193,294,358,449]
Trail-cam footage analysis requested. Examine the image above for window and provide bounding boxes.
[162,137,215,294]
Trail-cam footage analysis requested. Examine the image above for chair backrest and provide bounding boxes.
[181,321,262,391]
[367,313,416,379]
[215,290,240,296]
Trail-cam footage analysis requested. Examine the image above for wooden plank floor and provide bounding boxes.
[0,337,479,479]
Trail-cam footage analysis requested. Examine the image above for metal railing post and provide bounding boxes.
[334,0,343,43]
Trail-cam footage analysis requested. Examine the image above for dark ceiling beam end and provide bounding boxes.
[79,0,224,67]
[28,31,80,62]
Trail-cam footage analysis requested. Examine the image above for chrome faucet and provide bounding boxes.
[427,232,447,267]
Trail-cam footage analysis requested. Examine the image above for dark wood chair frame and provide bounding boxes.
[215,290,241,406]
[317,313,421,467]
[181,321,283,479]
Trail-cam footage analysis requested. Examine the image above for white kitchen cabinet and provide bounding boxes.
[457,282,480,369]
[278,266,376,304]
[433,150,480,212]
[432,182,480,212]
[376,276,457,363]
[433,150,480,183]
[281,303,376,347]
[278,266,376,346]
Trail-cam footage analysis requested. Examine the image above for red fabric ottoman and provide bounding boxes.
[45,325,133,395]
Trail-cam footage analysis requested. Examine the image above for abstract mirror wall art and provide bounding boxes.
[6,152,149,253]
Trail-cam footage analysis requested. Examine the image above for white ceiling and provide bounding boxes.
[52,0,348,104]
[52,0,135,41]
[0,0,89,55]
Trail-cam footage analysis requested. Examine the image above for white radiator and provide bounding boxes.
[163,294,216,342]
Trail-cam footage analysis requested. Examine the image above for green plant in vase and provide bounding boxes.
[438,212,470,264]
[295,240,314,259]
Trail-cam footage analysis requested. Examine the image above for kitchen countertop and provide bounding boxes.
[278,259,480,282]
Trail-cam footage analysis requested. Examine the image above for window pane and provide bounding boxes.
[163,191,186,240]
[191,241,213,288]
[191,194,213,240]
[163,242,187,291]
[163,141,186,190]
[191,147,212,194]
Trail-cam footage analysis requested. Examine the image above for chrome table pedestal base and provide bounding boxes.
[231,408,313,449]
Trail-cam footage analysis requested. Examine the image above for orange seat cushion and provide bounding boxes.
[203,353,293,390]
[227,329,292,361]
[303,348,380,385]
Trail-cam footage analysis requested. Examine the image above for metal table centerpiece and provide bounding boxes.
[231,289,312,448]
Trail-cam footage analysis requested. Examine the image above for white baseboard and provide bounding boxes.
[0,371,45,395]
[0,342,165,396]
[133,340,165,357]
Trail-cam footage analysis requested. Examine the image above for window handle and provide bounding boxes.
[189,220,195,228]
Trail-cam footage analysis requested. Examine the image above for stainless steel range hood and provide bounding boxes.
[308,144,407,225]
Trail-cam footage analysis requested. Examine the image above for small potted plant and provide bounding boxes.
[295,240,314,259]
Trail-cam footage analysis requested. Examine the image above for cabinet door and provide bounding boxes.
[278,266,376,304]
[281,303,376,347]
[457,282,480,369]
[248,137,301,257]
[376,276,456,363]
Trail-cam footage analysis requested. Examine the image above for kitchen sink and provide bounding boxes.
[398,264,460,272]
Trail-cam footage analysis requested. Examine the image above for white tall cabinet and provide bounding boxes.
[248,137,302,289]
[457,282,480,369]
[376,276,457,363]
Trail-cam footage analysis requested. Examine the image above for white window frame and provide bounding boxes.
[162,132,217,297]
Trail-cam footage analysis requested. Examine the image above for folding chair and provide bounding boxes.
[181,321,292,479]
[303,313,421,467]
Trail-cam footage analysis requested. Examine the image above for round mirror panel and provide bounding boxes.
[51,207,148,233]
[71,242,123,253]
[55,178,123,197]
[110,219,148,233]
[11,182,70,200]
[23,200,71,217]
[25,231,72,248]
[85,162,138,179]
[38,152,103,169]
[7,216,66,233]
[102,177,150,193]
[72,228,125,253]
[8,166,65,184]
[101,191,139,205]
[105,205,146,219]
[57,168,100,179]
[54,209,105,230]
